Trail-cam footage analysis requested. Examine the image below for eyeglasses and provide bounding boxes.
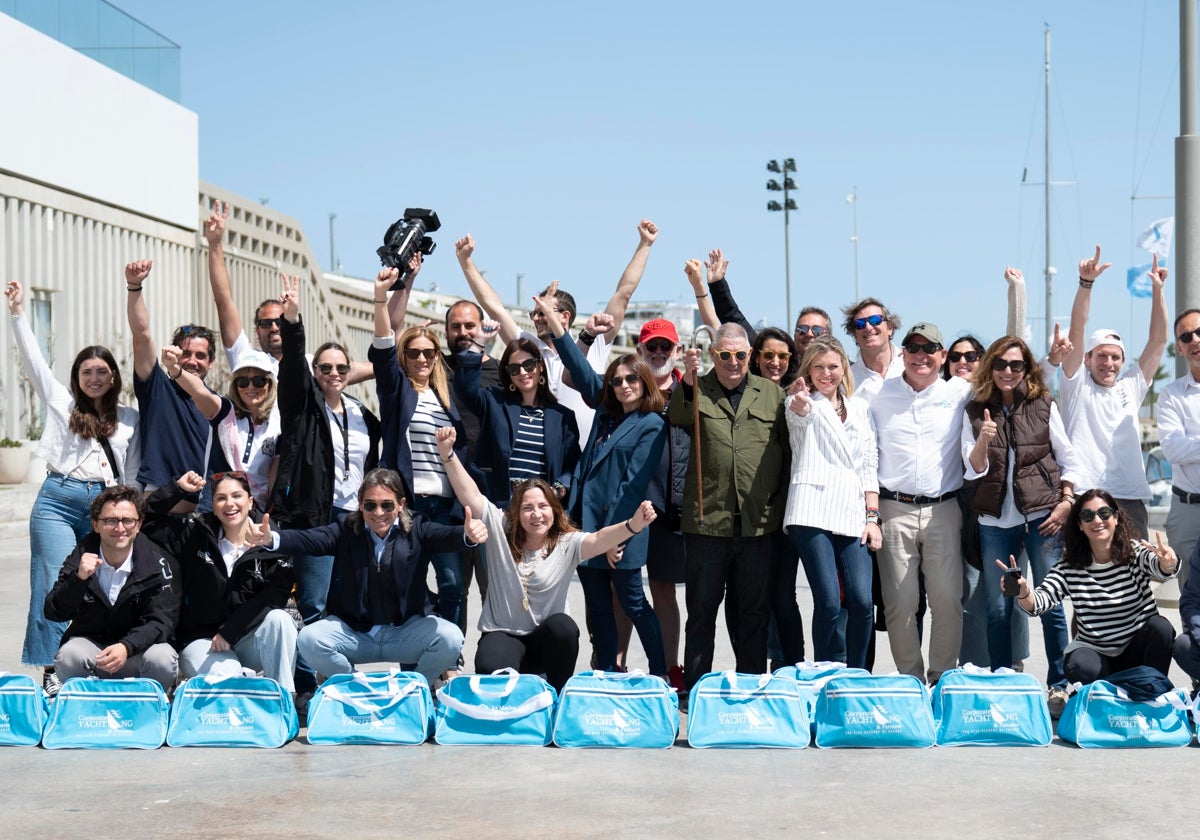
[235,375,270,388]
[714,350,749,362]
[903,342,941,355]
[795,324,827,337]
[316,363,351,376]
[211,471,247,483]
[528,308,565,319]
[991,358,1027,373]
[98,517,139,529]
[609,373,641,388]
[256,317,284,329]
[854,314,885,330]
[362,499,397,513]
[644,339,675,353]
[947,350,980,364]
[1178,329,1200,345]
[505,359,539,376]
[403,347,438,361]
[1078,506,1116,523]
[757,350,792,362]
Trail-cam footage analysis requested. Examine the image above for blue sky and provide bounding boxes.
[116,0,1181,358]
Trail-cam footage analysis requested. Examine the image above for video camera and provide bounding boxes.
[376,208,441,291]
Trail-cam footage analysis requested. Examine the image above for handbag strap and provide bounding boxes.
[722,671,773,694]
[322,680,420,715]
[435,687,554,721]
[468,668,522,697]
[98,435,122,485]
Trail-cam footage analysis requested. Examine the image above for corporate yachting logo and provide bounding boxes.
[197,705,255,729]
[844,703,902,731]
[75,709,135,730]
[582,707,643,736]
[340,710,398,730]
[717,704,775,731]
[958,703,1020,731]
[1107,711,1151,731]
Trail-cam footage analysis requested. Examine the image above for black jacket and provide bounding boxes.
[142,484,295,648]
[269,315,381,529]
[44,532,181,656]
[276,513,465,633]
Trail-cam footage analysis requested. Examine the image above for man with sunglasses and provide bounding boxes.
[1057,246,1168,540]
[44,485,181,691]
[669,322,789,695]
[455,220,657,440]
[126,259,216,513]
[842,298,904,404]
[1157,305,1200,588]
[870,322,973,685]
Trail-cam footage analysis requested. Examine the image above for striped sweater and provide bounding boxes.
[1023,541,1174,655]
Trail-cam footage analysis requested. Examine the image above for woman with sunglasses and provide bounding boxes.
[998,490,1177,685]
[161,343,280,510]
[6,279,140,697]
[452,325,580,508]
[371,269,473,636]
[537,287,669,677]
[962,335,1080,714]
[142,470,297,692]
[435,427,656,691]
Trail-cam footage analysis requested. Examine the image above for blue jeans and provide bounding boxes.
[578,565,667,676]
[24,475,105,666]
[961,556,1030,667]
[414,494,465,633]
[979,520,1068,688]
[297,614,463,686]
[292,505,350,694]
[789,525,873,670]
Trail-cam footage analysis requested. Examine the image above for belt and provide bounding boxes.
[1172,486,1200,505]
[879,488,959,505]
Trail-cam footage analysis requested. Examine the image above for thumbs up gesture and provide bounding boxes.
[979,408,997,443]
[463,505,489,546]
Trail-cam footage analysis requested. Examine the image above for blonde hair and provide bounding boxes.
[397,326,451,408]
[228,366,277,425]
[797,336,855,397]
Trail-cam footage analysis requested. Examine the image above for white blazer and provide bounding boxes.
[783,391,878,538]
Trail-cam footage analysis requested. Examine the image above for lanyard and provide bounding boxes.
[241,419,255,464]
[329,400,350,477]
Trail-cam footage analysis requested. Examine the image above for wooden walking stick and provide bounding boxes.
[690,325,717,526]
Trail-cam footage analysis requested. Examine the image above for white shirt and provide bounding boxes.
[870,375,972,497]
[1058,366,1151,500]
[850,344,904,404]
[95,549,134,605]
[216,536,248,577]
[1158,371,1200,493]
[961,400,1081,529]
[327,397,372,510]
[521,330,609,442]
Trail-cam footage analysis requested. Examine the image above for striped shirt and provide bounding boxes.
[1024,541,1174,656]
[509,406,547,483]
[408,389,452,497]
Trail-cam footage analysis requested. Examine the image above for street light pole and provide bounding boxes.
[767,158,798,328]
[847,187,860,299]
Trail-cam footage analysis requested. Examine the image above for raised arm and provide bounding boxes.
[161,346,221,419]
[456,235,521,344]
[125,259,157,380]
[1004,266,1026,339]
[684,259,720,331]
[705,249,756,342]
[1139,254,1170,384]
[435,426,487,518]
[1062,245,1112,377]
[204,200,242,352]
[6,280,68,404]
[580,500,657,560]
[601,219,657,326]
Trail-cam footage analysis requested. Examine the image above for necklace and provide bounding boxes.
[835,393,847,421]
[517,546,546,612]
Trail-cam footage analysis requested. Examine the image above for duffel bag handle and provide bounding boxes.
[588,669,647,680]
[323,679,420,715]
[435,686,554,720]
[722,671,773,694]
[468,668,522,697]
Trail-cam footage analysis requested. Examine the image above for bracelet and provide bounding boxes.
[127,286,142,292]
[579,330,597,347]
[169,370,181,381]
[1078,278,1094,289]
[695,292,709,299]
[624,519,638,536]
[374,298,387,303]
[442,453,456,464]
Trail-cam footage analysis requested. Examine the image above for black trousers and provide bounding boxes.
[1063,614,1175,684]
[475,612,580,692]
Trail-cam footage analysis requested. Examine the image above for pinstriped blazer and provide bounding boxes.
[783,392,879,538]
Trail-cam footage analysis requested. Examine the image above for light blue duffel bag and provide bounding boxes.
[552,671,678,749]
[0,672,49,746]
[306,670,433,746]
[166,674,298,748]
[774,662,871,731]
[814,673,935,748]
[434,669,557,746]
[42,676,170,750]
[931,666,1052,747]
[686,671,810,749]
[1056,680,1194,748]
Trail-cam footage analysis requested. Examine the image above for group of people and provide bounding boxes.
[9,208,1200,720]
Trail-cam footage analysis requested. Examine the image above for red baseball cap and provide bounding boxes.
[639,318,680,345]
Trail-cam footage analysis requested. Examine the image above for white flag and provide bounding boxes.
[1136,216,1174,259]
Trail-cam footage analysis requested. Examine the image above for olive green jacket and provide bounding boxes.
[668,370,789,537]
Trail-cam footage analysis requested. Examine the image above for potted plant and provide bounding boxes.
[0,437,29,484]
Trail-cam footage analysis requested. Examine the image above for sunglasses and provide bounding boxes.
[991,358,1027,373]
[235,375,270,388]
[795,324,827,337]
[1078,506,1115,523]
[854,314,885,330]
[758,350,792,362]
[316,362,351,376]
[714,350,750,362]
[947,350,980,364]
[256,317,284,329]
[210,470,248,483]
[505,358,539,376]
[403,347,438,361]
[609,373,641,388]
[98,517,139,529]
[362,499,397,513]
[903,342,941,355]
[644,339,675,353]
[1178,329,1200,345]
[528,308,565,319]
